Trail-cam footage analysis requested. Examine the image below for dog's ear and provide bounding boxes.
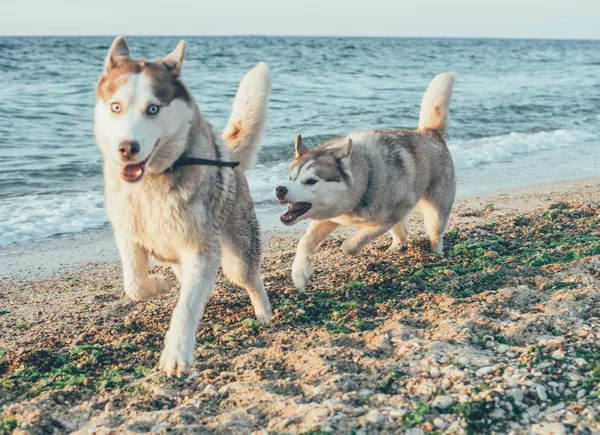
[295,134,309,158]
[162,41,186,77]
[104,36,130,72]
[335,139,353,159]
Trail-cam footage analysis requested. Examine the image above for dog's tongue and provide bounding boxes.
[280,202,312,224]
[120,163,144,182]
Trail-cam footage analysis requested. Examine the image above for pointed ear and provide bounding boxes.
[162,41,186,76]
[335,139,353,159]
[295,134,309,158]
[104,36,130,72]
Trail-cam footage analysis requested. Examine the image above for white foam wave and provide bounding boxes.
[449,129,583,169]
[0,192,107,247]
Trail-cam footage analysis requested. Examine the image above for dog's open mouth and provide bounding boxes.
[280,202,312,225]
[120,161,146,183]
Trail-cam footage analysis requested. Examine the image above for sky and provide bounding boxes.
[2,0,599,39]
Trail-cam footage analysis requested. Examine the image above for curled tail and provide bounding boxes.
[418,72,455,139]
[222,62,272,173]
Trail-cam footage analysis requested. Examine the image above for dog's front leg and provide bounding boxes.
[159,249,220,377]
[116,235,171,301]
[342,223,394,256]
[292,220,339,290]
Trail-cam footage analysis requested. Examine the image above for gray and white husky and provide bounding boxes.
[275,73,456,290]
[94,36,272,376]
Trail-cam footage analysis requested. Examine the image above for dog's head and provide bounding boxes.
[94,36,194,183]
[275,134,355,225]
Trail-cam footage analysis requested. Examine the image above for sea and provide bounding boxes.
[0,36,599,247]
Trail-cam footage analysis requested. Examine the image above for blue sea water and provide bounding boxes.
[0,36,599,247]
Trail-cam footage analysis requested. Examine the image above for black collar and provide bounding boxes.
[168,156,240,171]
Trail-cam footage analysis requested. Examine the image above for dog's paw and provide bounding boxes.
[159,333,195,377]
[341,240,362,256]
[125,275,172,302]
[255,304,273,326]
[386,242,403,252]
[292,258,312,290]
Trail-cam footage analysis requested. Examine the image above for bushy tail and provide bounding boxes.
[222,62,272,173]
[417,72,455,139]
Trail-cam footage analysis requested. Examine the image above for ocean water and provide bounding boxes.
[0,36,599,247]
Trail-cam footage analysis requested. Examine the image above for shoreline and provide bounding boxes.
[1,176,598,282]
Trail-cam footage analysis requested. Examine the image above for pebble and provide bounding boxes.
[150,422,171,433]
[431,395,454,409]
[497,344,509,353]
[433,417,447,429]
[389,408,407,418]
[405,429,425,435]
[203,384,219,396]
[153,386,175,398]
[485,341,496,349]
[429,367,441,377]
[365,410,383,424]
[476,366,496,377]
[536,385,548,401]
[508,388,524,404]
[551,349,565,360]
[577,389,586,399]
[574,358,588,367]
[536,422,566,435]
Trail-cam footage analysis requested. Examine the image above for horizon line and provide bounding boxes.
[0,34,599,41]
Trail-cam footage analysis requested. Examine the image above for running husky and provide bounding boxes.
[94,37,272,376]
[275,73,455,290]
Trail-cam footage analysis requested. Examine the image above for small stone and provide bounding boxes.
[497,344,509,353]
[366,410,383,424]
[536,422,566,435]
[432,395,454,409]
[429,367,441,377]
[458,356,470,366]
[485,341,496,349]
[490,408,505,419]
[389,408,407,418]
[535,276,549,291]
[537,385,548,401]
[574,358,588,367]
[151,422,170,433]
[476,366,495,377]
[405,429,425,435]
[577,389,586,399]
[203,384,218,396]
[153,386,174,397]
[433,417,447,429]
[551,349,564,360]
[546,402,565,414]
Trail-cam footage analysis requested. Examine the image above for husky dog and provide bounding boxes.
[94,36,272,376]
[275,73,455,290]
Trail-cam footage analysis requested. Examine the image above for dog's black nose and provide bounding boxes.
[118,140,140,159]
[276,186,288,200]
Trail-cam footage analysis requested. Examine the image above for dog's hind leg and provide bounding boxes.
[419,196,452,254]
[387,218,409,252]
[292,220,339,290]
[160,247,221,377]
[116,235,172,301]
[221,231,272,325]
[342,222,395,256]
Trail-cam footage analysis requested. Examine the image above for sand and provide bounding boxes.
[0,176,599,434]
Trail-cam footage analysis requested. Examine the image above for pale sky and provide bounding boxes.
[2,0,599,39]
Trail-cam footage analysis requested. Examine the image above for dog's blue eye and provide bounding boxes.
[147,105,160,115]
[305,178,318,185]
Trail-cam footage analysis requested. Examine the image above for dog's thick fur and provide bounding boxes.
[94,37,272,376]
[276,73,456,290]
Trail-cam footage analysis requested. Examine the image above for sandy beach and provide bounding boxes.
[1,176,599,434]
